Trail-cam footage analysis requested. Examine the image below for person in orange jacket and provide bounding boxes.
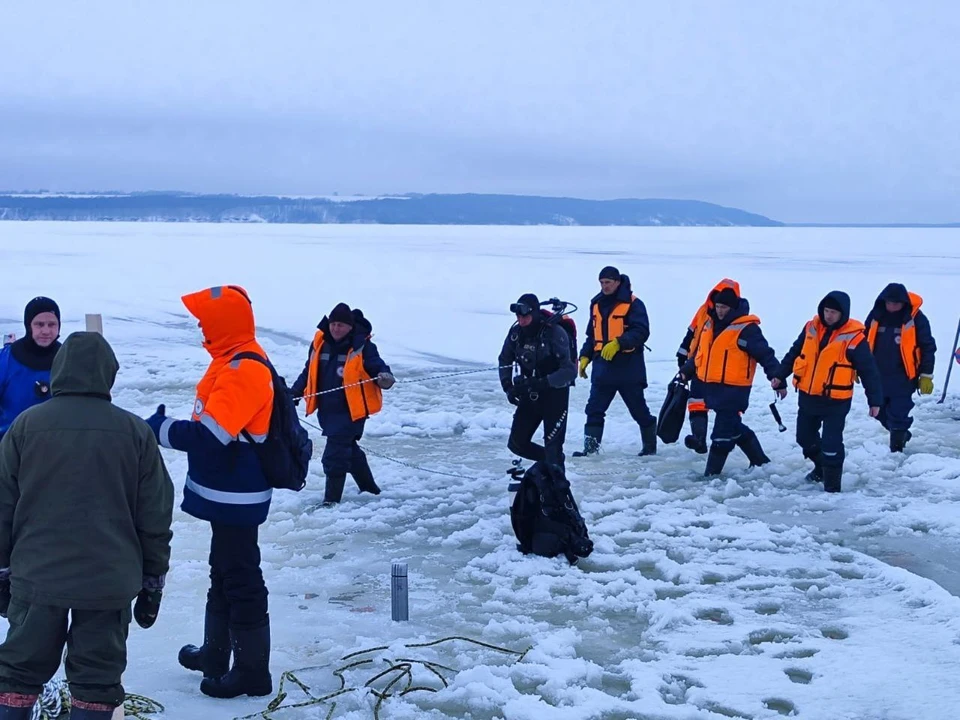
[145,285,275,700]
[678,283,781,476]
[676,279,741,454]
[863,283,936,451]
[291,303,394,506]
[773,290,883,492]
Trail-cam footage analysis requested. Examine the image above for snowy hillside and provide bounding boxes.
[1,222,959,720]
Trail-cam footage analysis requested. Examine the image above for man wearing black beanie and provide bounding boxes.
[0,297,62,440]
[574,266,657,457]
[290,302,395,506]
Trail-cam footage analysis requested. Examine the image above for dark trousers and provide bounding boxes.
[877,393,914,432]
[508,387,569,469]
[584,383,655,439]
[208,523,268,630]
[797,408,848,469]
[710,409,747,452]
[321,434,371,477]
[0,597,130,707]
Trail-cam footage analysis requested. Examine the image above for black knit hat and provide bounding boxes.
[713,287,739,308]
[599,266,621,281]
[329,302,354,326]
[24,296,60,334]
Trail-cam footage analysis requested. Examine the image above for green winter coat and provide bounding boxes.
[0,331,174,610]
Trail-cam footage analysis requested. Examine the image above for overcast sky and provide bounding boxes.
[1,1,957,223]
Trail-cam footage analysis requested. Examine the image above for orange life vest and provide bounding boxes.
[865,291,923,381]
[694,314,762,387]
[592,294,637,353]
[687,279,741,360]
[792,317,866,400]
[303,329,383,421]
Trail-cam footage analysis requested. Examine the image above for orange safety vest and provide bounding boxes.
[792,317,866,400]
[303,329,383,421]
[694,314,762,387]
[592,294,637,353]
[687,279,741,360]
[865,291,923,381]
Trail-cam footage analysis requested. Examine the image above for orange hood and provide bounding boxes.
[706,278,741,308]
[182,285,256,358]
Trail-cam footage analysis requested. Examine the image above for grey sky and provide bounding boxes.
[1,1,957,223]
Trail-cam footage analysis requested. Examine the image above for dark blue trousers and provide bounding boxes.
[584,383,655,440]
[876,393,914,432]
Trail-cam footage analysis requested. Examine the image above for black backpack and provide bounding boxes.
[232,351,313,492]
[510,462,593,565]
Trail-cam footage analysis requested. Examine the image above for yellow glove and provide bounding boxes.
[918,374,934,395]
[600,339,620,361]
[578,356,590,379]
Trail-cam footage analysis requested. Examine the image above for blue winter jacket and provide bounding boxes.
[291,310,390,437]
[0,340,60,438]
[863,283,936,396]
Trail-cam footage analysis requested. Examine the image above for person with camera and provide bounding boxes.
[498,294,577,471]
[0,331,174,720]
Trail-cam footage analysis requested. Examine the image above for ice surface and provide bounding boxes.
[2,223,959,719]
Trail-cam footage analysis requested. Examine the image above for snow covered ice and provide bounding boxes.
[3,222,960,719]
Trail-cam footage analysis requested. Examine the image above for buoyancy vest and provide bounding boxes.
[793,317,866,400]
[592,295,637,353]
[304,329,383,421]
[866,291,923,381]
[694,314,762,387]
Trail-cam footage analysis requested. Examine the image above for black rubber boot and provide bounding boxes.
[200,619,273,699]
[683,411,708,454]
[704,445,729,477]
[802,448,823,483]
[178,608,230,679]
[323,473,347,505]
[890,430,908,453]
[351,457,381,495]
[736,428,770,467]
[638,422,657,456]
[572,427,601,457]
[822,465,842,493]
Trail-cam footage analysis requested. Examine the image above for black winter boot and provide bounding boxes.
[638,422,657,456]
[822,465,842,493]
[200,619,273,699]
[323,473,347,505]
[802,448,823,483]
[704,445,729,477]
[572,427,601,457]
[736,428,770,467]
[351,459,381,495]
[890,430,908,453]
[683,411,708,454]
[179,608,230,679]
[0,696,36,719]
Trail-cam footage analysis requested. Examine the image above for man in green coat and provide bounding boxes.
[0,332,174,720]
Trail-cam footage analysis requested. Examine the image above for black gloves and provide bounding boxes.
[0,569,9,619]
[134,575,165,629]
